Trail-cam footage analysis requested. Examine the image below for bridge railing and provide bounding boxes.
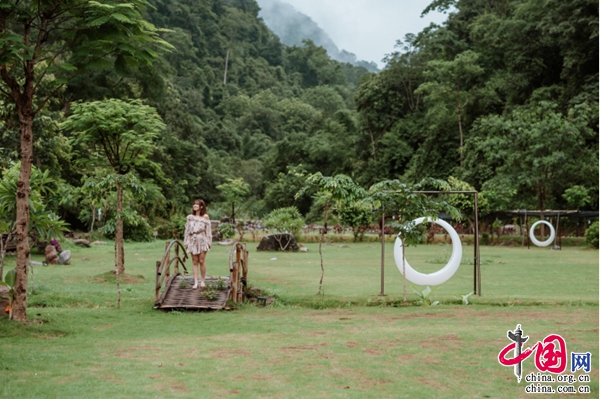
[155,240,189,304]
[229,242,248,303]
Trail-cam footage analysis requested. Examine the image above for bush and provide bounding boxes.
[218,223,236,240]
[481,232,491,245]
[153,216,186,239]
[584,221,599,248]
[337,203,372,242]
[101,213,153,242]
[263,207,304,238]
[36,239,62,254]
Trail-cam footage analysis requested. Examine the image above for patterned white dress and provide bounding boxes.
[183,215,212,255]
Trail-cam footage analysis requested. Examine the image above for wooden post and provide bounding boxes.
[526,215,530,249]
[165,241,170,279]
[155,260,161,303]
[236,244,242,302]
[174,244,179,275]
[555,214,561,250]
[380,210,385,296]
[474,192,481,296]
[242,248,248,298]
[231,261,238,302]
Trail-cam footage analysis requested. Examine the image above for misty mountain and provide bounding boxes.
[256,0,379,72]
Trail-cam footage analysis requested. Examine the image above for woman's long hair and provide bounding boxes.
[192,199,207,217]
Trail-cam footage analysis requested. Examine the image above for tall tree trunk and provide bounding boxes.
[223,49,230,85]
[115,180,125,274]
[89,205,96,240]
[457,103,464,167]
[0,232,7,282]
[368,128,377,163]
[364,115,378,163]
[400,216,407,304]
[317,205,329,295]
[12,107,35,321]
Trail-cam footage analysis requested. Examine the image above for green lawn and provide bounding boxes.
[0,239,598,398]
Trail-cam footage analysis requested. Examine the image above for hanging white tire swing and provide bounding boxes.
[528,220,555,247]
[393,217,463,286]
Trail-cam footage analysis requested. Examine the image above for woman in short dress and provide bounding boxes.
[184,199,212,288]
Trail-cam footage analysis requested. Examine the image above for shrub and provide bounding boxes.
[101,213,153,242]
[263,207,304,238]
[337,203,372,242]
[36,239,62,254]
[584,221,599,248]
[481,232,491,245]
[154,216,186,239]
[218,223,236,240]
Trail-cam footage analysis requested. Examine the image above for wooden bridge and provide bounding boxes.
[154,240,248,310]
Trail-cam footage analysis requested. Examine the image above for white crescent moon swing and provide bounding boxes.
[393,217,463,286]
[528,220,555,247]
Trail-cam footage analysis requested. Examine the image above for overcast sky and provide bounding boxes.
[277,0,449,68]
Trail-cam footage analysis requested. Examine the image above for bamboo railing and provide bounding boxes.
[154,240,248,310]
[154,240,189,305]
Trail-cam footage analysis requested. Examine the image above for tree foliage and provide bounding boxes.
[365,178,460,302]
[0,162,69,295]
[0,0,596,319]
[297,173,366,294]
[61,99,164,274]
[263,206,304,250]
[0,0,171,321]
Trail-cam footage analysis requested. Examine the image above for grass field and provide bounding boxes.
[0,238,598,398]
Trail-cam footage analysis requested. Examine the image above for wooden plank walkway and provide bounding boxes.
[155,275,231,310]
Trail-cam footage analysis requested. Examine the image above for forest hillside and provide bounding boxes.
[0,0,597,241]
[256,0,380,71]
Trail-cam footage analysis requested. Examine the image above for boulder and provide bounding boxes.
[74,239,90,247]
[0,286,8,318]
[58,250,71,265]
[45,245,58,265]
[256,233,299,252]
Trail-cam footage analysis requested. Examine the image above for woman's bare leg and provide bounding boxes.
[199,251,207,287]
[192,254,200,288]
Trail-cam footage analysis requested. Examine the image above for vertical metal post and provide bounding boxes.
[556,213,561,250]
[380,209,385,296]
[526,214,530,249]
[520,215,525,247]
[474,193,480,296]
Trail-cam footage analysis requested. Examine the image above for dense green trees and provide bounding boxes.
[0,0,171,321]
[0,0,597,318]
[353,0,598,208]
[61,99,166,274]
[1,0,595,218]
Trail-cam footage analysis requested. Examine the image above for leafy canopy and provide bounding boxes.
[0,162,68,240]
[263,206,304,238]
[366,178,461,247]
[62,99,165,174]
